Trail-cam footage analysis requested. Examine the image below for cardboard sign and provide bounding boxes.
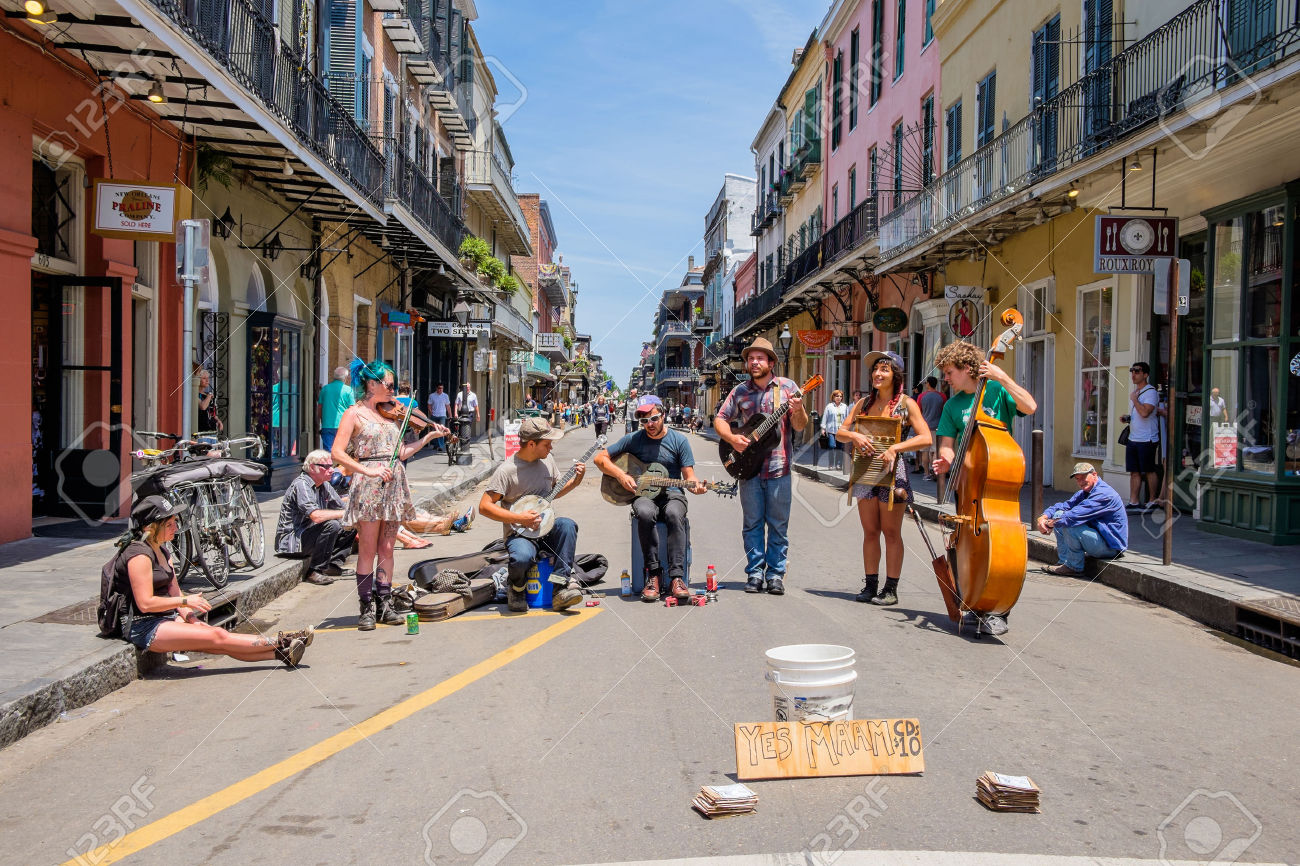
[734,719,924,780]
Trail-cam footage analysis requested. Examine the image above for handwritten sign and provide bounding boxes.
[734,719,924,780]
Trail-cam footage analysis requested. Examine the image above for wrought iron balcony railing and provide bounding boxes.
[879,0,1300,260]
[148,0,384,206]
[750,191,782,235]
[463,149,531,245]
[385,144,466,254]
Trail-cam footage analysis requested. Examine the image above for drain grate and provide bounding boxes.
[1236,598,1300,660]
[30,598,98,626]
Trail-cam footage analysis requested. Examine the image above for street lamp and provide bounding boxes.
[778,324,793,376]
[453,296,471,448]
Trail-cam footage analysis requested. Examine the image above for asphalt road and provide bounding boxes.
[3,429,1297,866]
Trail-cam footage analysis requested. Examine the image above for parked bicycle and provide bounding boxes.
[131,432,268,591]
[444,411,473,465]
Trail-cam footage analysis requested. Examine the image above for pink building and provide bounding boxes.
[734,251,757,306]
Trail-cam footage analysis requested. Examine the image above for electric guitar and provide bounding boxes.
[508,436,605,538]
[718,374,824,480]
[599,453,738,505]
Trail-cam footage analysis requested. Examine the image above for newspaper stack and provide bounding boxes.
[691,783,758,818]
[976,771,1041,813]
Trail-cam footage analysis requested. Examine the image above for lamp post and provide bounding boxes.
[453,295,471,449]
[778,324,793,377]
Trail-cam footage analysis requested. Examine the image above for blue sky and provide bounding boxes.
[473,0,828,386]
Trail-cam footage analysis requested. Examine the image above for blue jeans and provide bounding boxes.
[321,428,338,451]
[739,473,791,578]
[506,517,577,587]
[1054,524,1121,571]
[430,415,447,451]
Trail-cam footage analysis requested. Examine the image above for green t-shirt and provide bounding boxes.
[318,379,355,429]
[935,380,1023,442]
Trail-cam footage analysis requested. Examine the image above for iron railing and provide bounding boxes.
[821,196,878,264]
[879,0,1300,259]
[463,150,531,245]
[657,367,697,383]
[148,0,384,207]
[386,145,466,253]
[750,191,782,235]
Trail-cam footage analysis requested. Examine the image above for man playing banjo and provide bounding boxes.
[478,417,586,612]
[594,395,706,603]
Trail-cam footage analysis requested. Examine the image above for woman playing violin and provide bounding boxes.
[331,360,448,630]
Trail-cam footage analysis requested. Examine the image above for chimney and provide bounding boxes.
[688,255,695,270]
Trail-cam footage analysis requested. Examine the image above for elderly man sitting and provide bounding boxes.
[275,450,358,585]
[1035,462,1128,577]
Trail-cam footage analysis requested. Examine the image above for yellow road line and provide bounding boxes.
[64,607,601,866]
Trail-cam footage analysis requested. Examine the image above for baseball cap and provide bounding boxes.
[634,395,664,416]
[518,416,563,441]
[131,495,190,528]
[1070,462,1097,477]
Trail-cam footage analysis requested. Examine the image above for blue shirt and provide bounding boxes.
[606,429,695,497]
[1043,478,1128,552]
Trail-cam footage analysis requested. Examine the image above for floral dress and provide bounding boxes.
[851,394,913,505]
[343,416,417,525]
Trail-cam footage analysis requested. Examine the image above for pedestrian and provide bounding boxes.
[624,389,639,433]
[332,360,446,630]
[1036,462,1128,576]
[821,390,849,471]
[916,376,946,481]
[427,384,451,452]
[105,496,311,667]
[713,337,809,596]
[592,394,611,438]
[274,450,359,585]
[837,352,931,606]
[1122,362,1161,510]
[317,366,353,452]
[455,382,480,440]
[197,368,223,434]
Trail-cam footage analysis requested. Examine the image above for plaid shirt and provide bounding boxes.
[717,377,801,479]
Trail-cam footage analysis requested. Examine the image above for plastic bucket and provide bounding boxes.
[764,644,857,722]
[525,557,553,609]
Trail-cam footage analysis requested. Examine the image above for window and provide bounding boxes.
[831,51,843,150]
[894,0,906,80]
[849,27,860,129]
[976,71,996,147]
[921,94,935,184]
[832,184,839,223]
[31,158,80,266]
[868,147,878,195]
[945,100,962,168]
[892,122,904,196]
[848,166,857,209]
[924,0,935,45]
[1032,16,1061,170]
[870,0,884,106]
[248,313,302,460]
[1075,283,1112,457]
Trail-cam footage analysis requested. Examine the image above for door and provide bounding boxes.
[1016,334,1055,485]
[1083,0,1114,149]
[131,297,153,436]
[1032,15,1060,174]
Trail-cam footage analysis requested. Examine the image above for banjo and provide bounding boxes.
[508,436,606,538]
[599,453,738,506]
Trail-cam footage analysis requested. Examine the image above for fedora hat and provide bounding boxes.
[741,337,779,364]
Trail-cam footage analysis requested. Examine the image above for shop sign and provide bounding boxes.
[92,180,190,240]
[1289,352,1300,376]
[831,335,859,357]
[383,311,411,327]
[428,321,478,338]
[1212,423,1238,469]
[1094,215,1178,273]
[797,329,833,356]
[872,308,908,333]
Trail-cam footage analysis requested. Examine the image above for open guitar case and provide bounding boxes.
[406,539,609,622]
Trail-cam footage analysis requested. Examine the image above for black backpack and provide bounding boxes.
[97,540,136,639]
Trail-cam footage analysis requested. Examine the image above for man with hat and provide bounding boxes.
[595,394,707,602]
[713,336,809,595]
[1036,462,1128,577]
[478,416,587,611]
[274,449,358,585]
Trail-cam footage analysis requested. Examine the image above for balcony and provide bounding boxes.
[656,320,692,347]
[879,0,1300,263]
[794,137,822,179]
[821,196,878,265]
[750,191,782,235]
[381,15,423,55]
[428,62,476,150]
[491,299,533,346]
[657,367,698,385]
[385,145,466,257]
[692,311,714,334]
[537,263,568,306]
[407,22,446,86]
[463,150,532,256]
[535,332,572,362]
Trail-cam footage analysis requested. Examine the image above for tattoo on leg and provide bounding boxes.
[252,637,271,648]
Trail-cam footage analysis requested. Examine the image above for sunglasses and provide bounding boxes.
[310,462,332,469]
[1129,368,1145,374]
[639,414,663,425]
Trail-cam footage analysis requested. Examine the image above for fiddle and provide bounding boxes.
[376,399,436,432]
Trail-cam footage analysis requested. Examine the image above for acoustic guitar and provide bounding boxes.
[508,436,605,538]
[717,374,823,480]
[599,453,737,505]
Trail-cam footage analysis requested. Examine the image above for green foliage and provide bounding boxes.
[459,236,491,269]
[196,144,235,195]
[481,256,507,284]
[563,334,574,350]
[497,274,519,294]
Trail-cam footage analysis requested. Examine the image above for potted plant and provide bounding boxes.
[459,236,490,273]
[497,274,519,295]
[481,256,507,287]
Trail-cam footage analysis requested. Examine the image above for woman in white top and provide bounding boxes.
[821,390,849,470]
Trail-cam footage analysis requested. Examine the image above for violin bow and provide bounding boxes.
[386,399,414,475]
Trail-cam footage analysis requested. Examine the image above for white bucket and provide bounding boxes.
[764,644,857,723]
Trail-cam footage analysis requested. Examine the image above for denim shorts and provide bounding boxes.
[126,612,178,650]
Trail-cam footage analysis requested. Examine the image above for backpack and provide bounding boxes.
[97,541,136,639]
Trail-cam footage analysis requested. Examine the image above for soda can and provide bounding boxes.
[691,595,707,607]
[664,596,678,608]
[405,611,420,634]
[585,599,601,607]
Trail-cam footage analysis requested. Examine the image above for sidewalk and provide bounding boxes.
[785,444,1300,653]
[0,437,509,750]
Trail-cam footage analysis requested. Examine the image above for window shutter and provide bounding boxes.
[325,0,358,113]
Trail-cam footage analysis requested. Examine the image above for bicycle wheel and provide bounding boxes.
[173,522,196,582]
[233,483,265,568]
[194,531,231,590]
[446,435,459,465]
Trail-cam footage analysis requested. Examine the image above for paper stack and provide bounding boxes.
[691,783,758,818]
[976,771,1041,813]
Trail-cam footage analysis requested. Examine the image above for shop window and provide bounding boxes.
[32,159,79,266]
[1240,345,1278,474]
[1075,283,1112,457]
[1245,206,1284,339]
[248,314,301,460]
[1287,362,1300,478]
[1211,217,1243,342]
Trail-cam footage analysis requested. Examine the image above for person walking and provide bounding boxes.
[427,384,452,452]
[1123,362,1161,510]
[624,389,639,433]
[713,337,808,596]
[837,352,931,606]
[592,395,612,439]
[455,383,480,440]
[821,390,849,471]
[317,366,353,452]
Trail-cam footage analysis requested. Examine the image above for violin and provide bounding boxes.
[376,399,436,432]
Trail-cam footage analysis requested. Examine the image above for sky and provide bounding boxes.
[473,0,829,387]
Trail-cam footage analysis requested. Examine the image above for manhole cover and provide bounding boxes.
[31,598,98,625]
[1243,596,1300,616]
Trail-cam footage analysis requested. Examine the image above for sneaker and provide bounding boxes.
[1041,563,1085,577]
[744,575,765,593]
[277,626,315,649]
[276,637,306,668]
[976,614,1009,636]
[766,577,785,596]
[1125,502,1144,511]
[869,588,898,606]
[641,575,661,603]
[552,578,583,611]
[451,507,475,532]
[506,581,529,612]
[669,578,690,602]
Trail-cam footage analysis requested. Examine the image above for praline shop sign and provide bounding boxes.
[92,180,190,240]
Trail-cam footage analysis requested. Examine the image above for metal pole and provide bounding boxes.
[181,221,195,440]
[1163,259,1180,566]
[1032,429,1044,521]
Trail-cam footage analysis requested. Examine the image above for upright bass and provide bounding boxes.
[939,310,1026,621]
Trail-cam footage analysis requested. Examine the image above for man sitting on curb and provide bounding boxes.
[274,450,358,585]
[478,417,586,612]
[1035,462,1128,577]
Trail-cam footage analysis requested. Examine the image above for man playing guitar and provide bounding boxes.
[478,417,586,612]
[594,395,706,602]
[713,337,809,596]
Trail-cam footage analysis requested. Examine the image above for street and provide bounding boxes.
[4,431,1297,866]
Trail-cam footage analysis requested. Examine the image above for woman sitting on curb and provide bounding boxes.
[111,496,311,667]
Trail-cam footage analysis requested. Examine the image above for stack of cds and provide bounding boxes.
[691,783,758,818]
[977,771,1041,813]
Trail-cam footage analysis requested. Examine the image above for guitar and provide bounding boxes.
[508,436,606,538]
[717,374,824,480]
[599,453,738,506]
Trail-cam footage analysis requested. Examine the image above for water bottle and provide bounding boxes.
[705,564,717,593]
[620,569,632,596]
[491,566,509,603]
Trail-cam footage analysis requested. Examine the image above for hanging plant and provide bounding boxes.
[497,274,519,294]
[459,236,491,271]
[196,144,235,195]
[481,256,507,285]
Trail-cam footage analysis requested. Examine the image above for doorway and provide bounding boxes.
[1017,334,1055,486]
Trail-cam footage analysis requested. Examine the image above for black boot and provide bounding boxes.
[357,599,376,631]
[870,577,899,606]
[375,593,404,626]
[855,574,879,603]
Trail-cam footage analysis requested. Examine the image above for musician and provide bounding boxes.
[713,337,808,596]
[838,351,931,606]
[332,360,446,631]
[930,340,1037,636]
[478,417,586,612]
[594,395,706,603]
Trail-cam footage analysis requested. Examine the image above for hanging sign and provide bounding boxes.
[1094,215,1178,273]
[734,719,925,781]
[872,308,908,333]
[797,329,833,356]
[92,180,191,240]
[428,321,478,338]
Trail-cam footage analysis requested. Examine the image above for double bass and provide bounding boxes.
[938,310,1026,621]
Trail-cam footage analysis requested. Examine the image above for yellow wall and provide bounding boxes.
[781,45,825,246]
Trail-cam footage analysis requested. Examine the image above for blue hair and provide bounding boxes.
[349,359,394,394]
